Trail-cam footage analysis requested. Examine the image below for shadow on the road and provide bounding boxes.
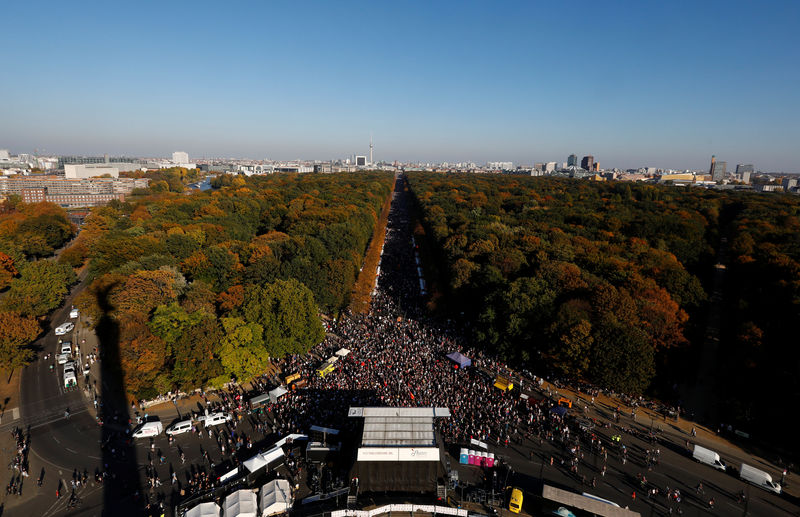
[94,282,144,516]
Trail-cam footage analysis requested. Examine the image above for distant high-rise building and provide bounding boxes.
[710,155,726,181]
[355,156,367,167]
[736,164,753,184]
[592,162,599,172]
[487,161,513,170]
[544,162,557,172]
[172,151,189,164]
[581,155,594,171]
[567,154,578,167]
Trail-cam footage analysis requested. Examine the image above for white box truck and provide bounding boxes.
[740,463,781,494]
[692,445,726,471]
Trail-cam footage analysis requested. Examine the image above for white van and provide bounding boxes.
[132,420,163,438]
[60,342,73,356]
[740,463,781,494]
[55,322,74,335]
[199,412,232,427]
[165,419,193,436]
[692,445,726,471]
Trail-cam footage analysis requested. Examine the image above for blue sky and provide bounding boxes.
[2,1,799,171]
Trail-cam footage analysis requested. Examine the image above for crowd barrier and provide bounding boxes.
[332,505,469,517]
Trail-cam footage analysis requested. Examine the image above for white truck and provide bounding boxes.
[63,362,77,389]
[692,444,726,471]
[132,419,163,438]
[740,463,782,494]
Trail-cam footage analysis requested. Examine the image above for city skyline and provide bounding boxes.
[2,1,799,172]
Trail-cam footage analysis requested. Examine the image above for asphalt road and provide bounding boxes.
[491,406,798,517]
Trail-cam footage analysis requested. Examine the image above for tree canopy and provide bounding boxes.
[71,172,392,397]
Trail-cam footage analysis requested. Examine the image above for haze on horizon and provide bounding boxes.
[2,1,799,172]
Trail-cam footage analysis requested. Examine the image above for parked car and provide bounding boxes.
[198,412,232,427]
[740,463,781,494]
[692,445,726,471]
[57,353,70,365]
[69,307,79,319]
[132,419,163,438]
[55,322,74,335]
[165,419,193,436]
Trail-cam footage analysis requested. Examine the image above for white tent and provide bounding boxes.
[243,446,285,474]
[269,386,288,403]
[242,454,268,473]
[335,348,351,357]
[260,479,292,517]
[186,502,221,517]
[224,489,258,517]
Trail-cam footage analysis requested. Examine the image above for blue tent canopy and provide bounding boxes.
[446,352,472,368]
[550,406,568,417]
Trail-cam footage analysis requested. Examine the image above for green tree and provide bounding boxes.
[590,318,655,393]
[149,302,206,345]
[241,278,324,357]
[219,317,270,382]
[172,315,224,388]
[1,261,76,317]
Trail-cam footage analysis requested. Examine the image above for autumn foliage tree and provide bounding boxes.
[407,173,710,393]
[0,312,40,373]
[69,172,393,397]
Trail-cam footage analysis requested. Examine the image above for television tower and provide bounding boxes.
[369,133,374,165]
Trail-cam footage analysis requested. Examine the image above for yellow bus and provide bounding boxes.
[509,488,523,513]
[285,372,301,385]
[494,376,514,392]
[316,362,335,378]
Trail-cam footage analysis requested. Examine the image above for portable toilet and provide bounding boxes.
[459,448,469,464]
[468,450,476,465]
[487,453,495,468]
[480,451,487,466]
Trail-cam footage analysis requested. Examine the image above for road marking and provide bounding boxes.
[53,436,61,444]
[65,447,77,454]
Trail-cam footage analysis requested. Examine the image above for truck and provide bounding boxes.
[740,463,781,494]
[132,419,163,438]
[692,444,726,471]
[63,362,77,389]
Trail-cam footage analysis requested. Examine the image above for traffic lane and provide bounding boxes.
[22,326,80,414]
[503,427,795,516]
[609,424,795,515]
[20,373,86,428]
[30,411,103,471]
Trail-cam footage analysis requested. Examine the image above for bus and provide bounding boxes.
[316,361,336,378]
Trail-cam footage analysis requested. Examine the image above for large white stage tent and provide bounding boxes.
[186,502,221,517]
[260,478,292,517]
[224,489,258,517]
